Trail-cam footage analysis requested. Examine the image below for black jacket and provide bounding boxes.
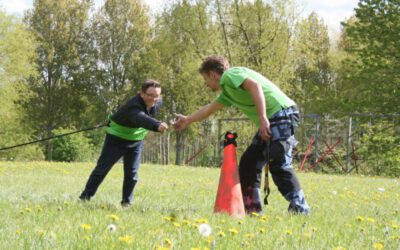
[110,94,162,132]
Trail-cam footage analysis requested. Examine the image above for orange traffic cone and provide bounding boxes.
[214,132,245,219]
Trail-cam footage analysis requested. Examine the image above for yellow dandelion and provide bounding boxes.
[259,228,266,233]
[173,222,181,228]
[118,235,133,244]
[163,216,173,222]
[238,220,244,225]
[285,230,293,235]
[245,233,255,239]
[229,228,238,235]
[333,247,346,250]
[182,219,191,225]
[311,227,318,232]
[24,207,32,213]
[190,248,202,250]
[391,221,398,229]
[195,218,208,224]
[259,218,267,223]
[80,224,91,231]
[217,231,226,237]
[251,212,259,217]
[108,214,119,221]
[356,216,365,222]
[367,217,375,223]
[164,238,173,246]
[220,219,226,224]
[373,242,383,250]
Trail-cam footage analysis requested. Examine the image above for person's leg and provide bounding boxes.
[121,141,144,205]
[238,134,267,214]
[268,136,310,214]
[80,134,125,200]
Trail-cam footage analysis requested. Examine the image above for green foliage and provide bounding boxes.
[357,122,400,177]
[50,128,95,162]
[338,0,400,114]
[0,10,42,160]
[291,12,334,114]
[92,0,152,110]
[24,0,94,158]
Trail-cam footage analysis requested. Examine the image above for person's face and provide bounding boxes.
[140,87,161,108]
[202,71,221,92]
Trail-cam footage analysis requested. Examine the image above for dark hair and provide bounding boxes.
[199,55,230,75]
[141,79,161,92]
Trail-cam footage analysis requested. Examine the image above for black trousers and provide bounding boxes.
[80,134,143,204]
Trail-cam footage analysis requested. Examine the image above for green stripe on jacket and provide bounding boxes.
[106,119,149,141]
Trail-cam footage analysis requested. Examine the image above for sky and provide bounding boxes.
[0,0,359,34]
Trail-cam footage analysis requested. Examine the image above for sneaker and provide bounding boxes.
[79,194,91,202]
[121,202,131,208]
[288,204,310,215]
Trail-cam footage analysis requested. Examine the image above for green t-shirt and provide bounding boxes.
[216,67,296,127]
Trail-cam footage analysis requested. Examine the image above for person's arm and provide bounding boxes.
[241,78,271,140]
[173,101,224,130]
[129,109,168,133]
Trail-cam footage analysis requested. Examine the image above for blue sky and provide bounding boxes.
[0,0,359,33]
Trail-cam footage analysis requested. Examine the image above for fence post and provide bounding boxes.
[314,115,320,167]
[346,115,352,171]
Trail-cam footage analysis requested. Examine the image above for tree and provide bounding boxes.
[0,10,43,160]
[92,0,153,112]
[291,12,334,114]
[339,0,400,114]
[24,0,93,159]
[154,0,218,165]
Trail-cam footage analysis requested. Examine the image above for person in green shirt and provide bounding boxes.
[174,55,310,215]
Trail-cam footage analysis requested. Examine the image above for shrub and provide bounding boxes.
[51,127,95,162]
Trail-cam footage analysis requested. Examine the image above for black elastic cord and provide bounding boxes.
[0,124,107,151]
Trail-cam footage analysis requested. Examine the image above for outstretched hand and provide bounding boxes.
[158,122,169,133]
[172,113,190,130]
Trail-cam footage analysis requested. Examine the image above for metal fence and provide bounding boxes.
[142,114,400,176]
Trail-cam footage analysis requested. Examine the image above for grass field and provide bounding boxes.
[0,161,399,249]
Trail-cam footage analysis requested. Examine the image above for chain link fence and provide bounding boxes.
[142,114,400,177]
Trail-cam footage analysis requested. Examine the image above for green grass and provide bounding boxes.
[0,161,399,249]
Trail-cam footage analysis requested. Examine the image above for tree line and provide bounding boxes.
[0,0,399,162]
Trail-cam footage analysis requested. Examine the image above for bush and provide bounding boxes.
[357,122,400,177]
[50,128,95,162]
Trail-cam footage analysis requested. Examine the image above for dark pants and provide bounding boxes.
[239,107,310,214]
[80,134,143,204]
